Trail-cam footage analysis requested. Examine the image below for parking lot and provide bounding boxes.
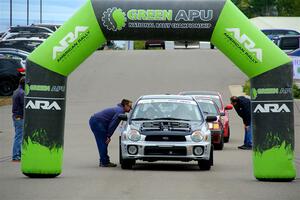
[0,49,299,200]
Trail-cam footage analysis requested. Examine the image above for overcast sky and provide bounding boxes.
[0,0,85,32]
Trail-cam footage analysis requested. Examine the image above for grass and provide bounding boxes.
[0,96,12,106]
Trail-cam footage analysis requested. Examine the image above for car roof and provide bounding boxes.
[0,48,29,54]
[140,94,194,100]
[276,35,300,39]
[180,91,220,96]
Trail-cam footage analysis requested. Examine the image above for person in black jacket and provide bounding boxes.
[12,77,25,161]
[230,96,252,150]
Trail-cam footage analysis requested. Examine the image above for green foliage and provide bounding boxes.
[293,83,300,98]
[134,41,146,50]
[243,79,251,95]
[277,0,300,16]
[232,0,300,17]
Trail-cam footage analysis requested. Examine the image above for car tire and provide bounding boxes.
[210,43,215,49]
[198,146,213,170]
[224,127,230,143]
[214,134,224,150]
[145,45,149,49]
[162,44,165,49]
[119,136,135,169]
[0,78,16,96]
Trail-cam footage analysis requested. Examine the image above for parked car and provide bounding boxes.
[118,95,215,170]
[31,24,61,32]
[145,40,165,49]
[0,48,29,67]
[179,91,233,142]
[2,32,51,41]
[174,41,200,49]
[1,25,53,40]
[194,98,225,150]
[261,29,300,40]
[0,39,43,53]
[0,58,25,96]
[273,35,300,53]
[288,48,300,57]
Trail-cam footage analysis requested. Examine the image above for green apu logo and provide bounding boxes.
[251,88,291,99]
[102,7,127,31]
[102,7,213,31]
[25,84,65,95]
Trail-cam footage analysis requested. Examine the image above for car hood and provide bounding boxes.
[129,120,204,135]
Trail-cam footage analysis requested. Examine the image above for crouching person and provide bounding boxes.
[89,99,132,167]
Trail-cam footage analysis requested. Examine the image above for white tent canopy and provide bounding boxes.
[250,17,300,33]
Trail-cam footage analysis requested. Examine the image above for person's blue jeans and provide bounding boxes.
[244,125,252,147]
[89,116,110,165]
[12,117,24,160]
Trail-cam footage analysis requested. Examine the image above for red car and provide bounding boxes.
[179,91,233,143]
[195,98,225,150]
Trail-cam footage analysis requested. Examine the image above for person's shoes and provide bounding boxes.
[12,159,21,162]
[99,162,117,167]
[238,145,252,150]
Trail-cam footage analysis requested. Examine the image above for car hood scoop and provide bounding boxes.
[141,121,191,132]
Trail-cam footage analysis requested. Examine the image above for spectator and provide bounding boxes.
[89,99,132,167]
[12,77,25,161]
[230,96,252,150]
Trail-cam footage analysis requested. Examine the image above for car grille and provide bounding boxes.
[142,121,190,132]
[145,135,186,142]
[144,146,187,156]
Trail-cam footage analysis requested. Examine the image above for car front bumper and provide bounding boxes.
[121,139,211,161]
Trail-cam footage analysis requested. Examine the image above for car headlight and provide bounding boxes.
[128,129,141,142]
[191,131,206,142]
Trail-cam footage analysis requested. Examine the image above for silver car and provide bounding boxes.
[118,95,215,170]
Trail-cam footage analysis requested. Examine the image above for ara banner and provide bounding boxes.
[22,0,295,181]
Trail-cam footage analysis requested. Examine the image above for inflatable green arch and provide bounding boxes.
[22,0,296,181]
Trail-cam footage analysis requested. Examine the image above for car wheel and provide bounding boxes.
[224,127,230,143]
[214,134,224,150]
[210,43,214,49]
[198,146,213,170]
[145,45,149,49]
[0,78,16,96]
[162,44,165,49]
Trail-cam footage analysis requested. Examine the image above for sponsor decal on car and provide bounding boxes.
[101,7,213,31]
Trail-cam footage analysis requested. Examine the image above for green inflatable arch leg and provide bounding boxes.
[211,0,296,181]
[22,0,296,181]
[22,0,106,177]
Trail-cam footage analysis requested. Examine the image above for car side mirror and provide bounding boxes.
[118,114,128,121]
[206,115,217,122]
[220,112,225,116]
[225,104,233,110]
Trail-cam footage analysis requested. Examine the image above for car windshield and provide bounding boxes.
[193,95,222,110]
[131,99,203,121]
[197,100,219,115]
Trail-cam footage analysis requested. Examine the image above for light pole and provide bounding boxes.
[27,0,29,25]
[40,0,42,23]
[10,0,12,27]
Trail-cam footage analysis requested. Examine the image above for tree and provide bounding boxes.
[277,0,300,16]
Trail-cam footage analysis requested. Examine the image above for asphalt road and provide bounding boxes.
[0,50,299,200]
